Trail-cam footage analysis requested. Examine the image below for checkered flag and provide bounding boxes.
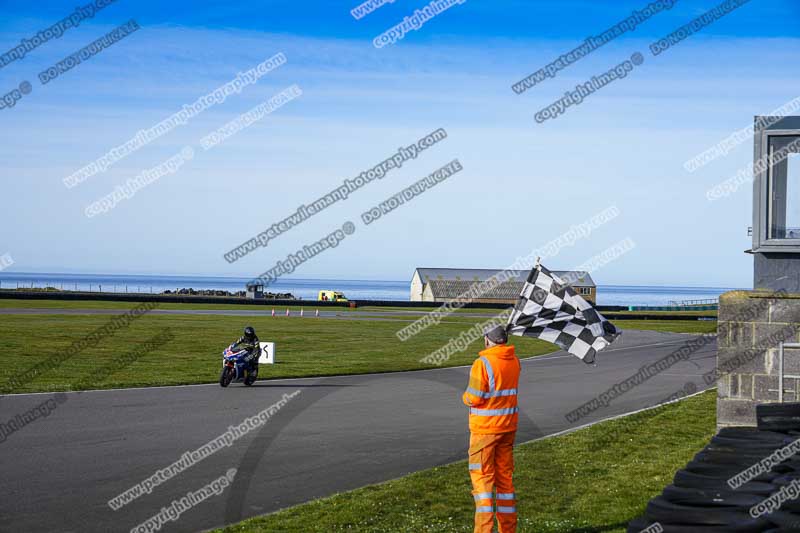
[506,263,619,364]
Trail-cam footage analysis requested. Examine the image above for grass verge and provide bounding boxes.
[0,302,716,394]
[0,311,554,394]
[0,298,501,314]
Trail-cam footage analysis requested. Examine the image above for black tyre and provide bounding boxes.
[662,484,762,508]
[758,403,800,432]
[627,517,654,533]
[694,447,800,463]
[647,496,762,525]
[710,436,790,450]
[771,473,800,487]
[659,484,800,515]
[220,366,233,387]
[706,443,783,456]
[683,461,780,482]
[764,510,800,531]
[718,427,792,441]
[693,450,773,466]
[631,517,772,532]
[673,470,776,494]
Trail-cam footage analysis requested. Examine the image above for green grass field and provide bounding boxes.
[0,310,553,394]
[0,297,494,313]
[0,298,717,315]
[0,298,353,311]
[0,300,717,394]
[217,390,716,533]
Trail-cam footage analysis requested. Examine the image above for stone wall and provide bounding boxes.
[716,290,800,428]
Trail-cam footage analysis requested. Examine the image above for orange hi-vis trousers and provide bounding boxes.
[469,431,517,533]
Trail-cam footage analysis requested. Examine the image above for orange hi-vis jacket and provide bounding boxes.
[462,344,521,435]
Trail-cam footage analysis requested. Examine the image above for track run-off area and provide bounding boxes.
[0,328,715,532]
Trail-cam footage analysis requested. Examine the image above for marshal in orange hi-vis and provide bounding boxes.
[462,340,520,533]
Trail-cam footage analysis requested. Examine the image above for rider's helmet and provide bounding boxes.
[244,326,256,340]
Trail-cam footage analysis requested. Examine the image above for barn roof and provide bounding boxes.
[424,279,525,300]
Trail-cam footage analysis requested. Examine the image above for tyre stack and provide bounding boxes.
[628,403,800,532]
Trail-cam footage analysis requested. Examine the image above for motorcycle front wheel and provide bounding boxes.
[220,366,234,387]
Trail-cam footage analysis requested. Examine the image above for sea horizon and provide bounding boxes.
[0,270,745,306]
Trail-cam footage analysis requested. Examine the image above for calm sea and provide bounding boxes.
[0,272,742,307]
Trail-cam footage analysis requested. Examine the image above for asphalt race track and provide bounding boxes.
[0,329,716,533]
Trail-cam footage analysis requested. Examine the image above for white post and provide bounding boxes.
[780,342,785,403]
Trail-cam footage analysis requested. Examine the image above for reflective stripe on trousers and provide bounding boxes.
[469,407,519,416]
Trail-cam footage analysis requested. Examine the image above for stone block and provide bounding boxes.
[728,322,755,348]
[741,374,753,399]
[717,374,730,397]
[770,298,800,324]
[754,323,798,349]
[717,398,757,427]
[730,374,740,397]
[783,347,800,375]
[754,374,779,401]
[717,346,769,376]
[717,321,731,348]
[719,292,771,323]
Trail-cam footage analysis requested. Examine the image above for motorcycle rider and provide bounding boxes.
[232,326,260,372]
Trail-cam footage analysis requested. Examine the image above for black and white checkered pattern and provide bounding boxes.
[506,264,619,364]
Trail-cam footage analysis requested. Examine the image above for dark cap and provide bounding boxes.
[484,325,508,344]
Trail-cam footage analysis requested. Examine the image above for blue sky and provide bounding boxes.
[0,0,798,287]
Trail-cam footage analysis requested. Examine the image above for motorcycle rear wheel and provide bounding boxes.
[244,368,258,386]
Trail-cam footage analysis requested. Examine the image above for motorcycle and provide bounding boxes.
[219,343,258,387]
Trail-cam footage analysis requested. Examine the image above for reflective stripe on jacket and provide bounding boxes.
[462,344,520,434]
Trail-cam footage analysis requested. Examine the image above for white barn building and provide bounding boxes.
[410,267,596,305]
